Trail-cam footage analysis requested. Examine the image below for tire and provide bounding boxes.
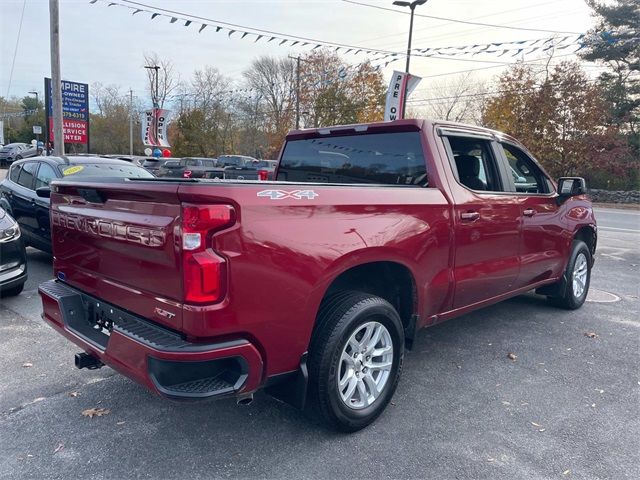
[307,291,404,432]
[0,283,24,297]
[14,155,22,161]
[547,240,591,310]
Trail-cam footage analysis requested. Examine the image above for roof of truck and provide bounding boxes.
[285,118,520,145]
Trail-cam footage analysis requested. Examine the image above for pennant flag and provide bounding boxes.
[228,29,235,37]
[216,26,222,32]
[132,9,142,15]
[199,24,207,33]
[184,20,191,26]
[279,39,287,45]
[255,35,263,42]
[151,13,160,19]
[170,17,178,23]
[241,32,249,39]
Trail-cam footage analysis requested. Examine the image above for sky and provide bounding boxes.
[1,0,602,111]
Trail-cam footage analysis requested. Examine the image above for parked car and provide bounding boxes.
[39,119,596,432]
[0,143,38,167]
[0,207,27,297]
[157,157,221,179]
[141,157,171,175]
[0,156,153,252]
[222,159,278,181]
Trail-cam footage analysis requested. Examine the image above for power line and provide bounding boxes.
[353,0,560,46]
[3,0,27,114]
[341,0,582,35]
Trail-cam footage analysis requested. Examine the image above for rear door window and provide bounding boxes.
[278,131,428,185]
[17,162,38,189]
[35,162,58,189]
[444,136,505,192]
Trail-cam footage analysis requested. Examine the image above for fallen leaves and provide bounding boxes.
[81,407,110,418]
[53,443,64,454]
[22,362,33,368]
[563,469,571,475]
[507,352,517,361]
[69,392,80,398]
[116,421,126,426]
[584,332,598,339]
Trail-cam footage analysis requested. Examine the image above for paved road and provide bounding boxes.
[595,207,640,233]
[0,208,638,479]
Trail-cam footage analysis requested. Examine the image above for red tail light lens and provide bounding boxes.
[183,170,192,178]
[258,170,269,181]
[181,204,235,304]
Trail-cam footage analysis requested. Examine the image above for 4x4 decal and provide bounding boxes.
[257,189,319,200]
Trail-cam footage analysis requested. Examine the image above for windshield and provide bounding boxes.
[59,163,154,178]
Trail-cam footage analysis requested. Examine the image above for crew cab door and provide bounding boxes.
[440,132,521,309]
[32,161,58,252]
[498,142,566,288]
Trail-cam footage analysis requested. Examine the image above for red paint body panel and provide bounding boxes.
[40,119,596,400]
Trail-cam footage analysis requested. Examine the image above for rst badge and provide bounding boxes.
[257,189,319,200]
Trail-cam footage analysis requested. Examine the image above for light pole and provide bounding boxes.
[144,65,160,146]
[29,91,40,148]
[393,0,427,119]
[393,0,428,74]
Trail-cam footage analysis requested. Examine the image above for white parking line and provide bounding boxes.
[598,226,640,233]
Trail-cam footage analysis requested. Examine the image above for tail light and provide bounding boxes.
[183,170,192,178]
[181,204,235,304]
[258,170,269,181]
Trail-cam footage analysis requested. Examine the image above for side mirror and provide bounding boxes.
[557,177,587,197]
[36,186,51,198]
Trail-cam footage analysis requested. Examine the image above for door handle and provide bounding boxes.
[523,208,536,217]
[460,211,480,222]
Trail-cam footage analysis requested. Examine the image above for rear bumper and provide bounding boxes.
[38,279,264,400]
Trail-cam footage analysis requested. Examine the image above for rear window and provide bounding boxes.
[59,163,154,178]
[277,132,428,185]
[218,156,242,167]
[142,159,162,167]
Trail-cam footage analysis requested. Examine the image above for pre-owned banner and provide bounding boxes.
[384,71,421,121]
[142,108,170,147]
[44,78,90,145]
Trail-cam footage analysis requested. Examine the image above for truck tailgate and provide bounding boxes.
[51,180,184,330]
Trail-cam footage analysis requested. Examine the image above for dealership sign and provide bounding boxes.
[142,108,170,147]
[384,71,421,121]
[45,78,90,145]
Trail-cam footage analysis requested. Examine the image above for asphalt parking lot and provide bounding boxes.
[1,207,638,480]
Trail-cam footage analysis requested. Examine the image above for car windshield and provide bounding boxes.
[59,163,154,178]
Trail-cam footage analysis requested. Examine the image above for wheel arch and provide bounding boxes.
[310,259,419,348]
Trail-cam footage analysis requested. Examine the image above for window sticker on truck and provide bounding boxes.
[257,189,319,200]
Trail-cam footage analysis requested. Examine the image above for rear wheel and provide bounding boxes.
[307,292,404,432]
[547,240,591,309]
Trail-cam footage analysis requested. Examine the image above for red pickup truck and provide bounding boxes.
[39,119,596,431]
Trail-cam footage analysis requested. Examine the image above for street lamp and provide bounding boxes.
[28,91,41,150]
[393,0,428,74]
[28,91,39,110]
[144,65,160,146]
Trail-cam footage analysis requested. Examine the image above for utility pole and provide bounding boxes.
[289,55,302,130]
[49,0,65,156]
[129,89,134,156]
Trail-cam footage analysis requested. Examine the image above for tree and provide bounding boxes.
[297,51,386,128]
[482,61,630,179]
[243,56,296,157]
[90,83,144,154]
[143,53,179,109]
[578,0,639,188]
[171,66,233,157]
[413,72,487,125]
